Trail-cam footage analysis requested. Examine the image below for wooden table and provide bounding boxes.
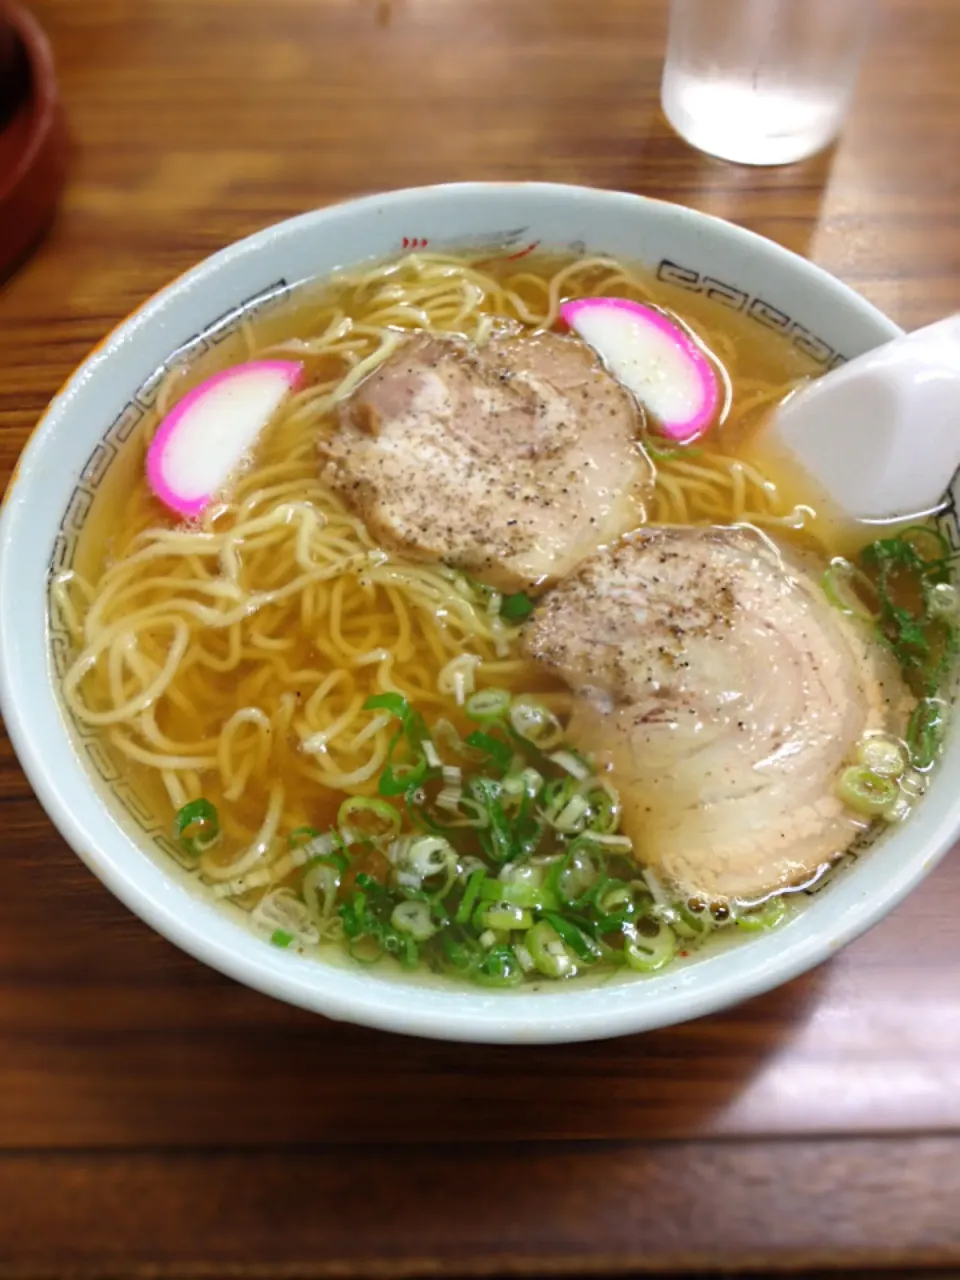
[2,0,960,1275]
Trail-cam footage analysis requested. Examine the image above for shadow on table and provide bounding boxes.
[126,941,828,1147]
[10,794,829,1149]
[612,105,838,261]
[217,966,826,1144]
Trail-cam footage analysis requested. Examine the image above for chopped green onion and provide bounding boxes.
[301,832,346,867]
[303,860,341,921]
[927,581,959,619]
[434,788,464,815]
[338,896,362,939]
[465,687,511,720]
[855,735,906,779]
[346,935,385,965]
[670,901,713,939]
[174,798,220,855]
[278,667,810,986]
[510,882,555,909]
[379,757,429,797]
[858,532,958,696]
[543,911,601,961]
[413,839,459,891]
[547,749,591,780]
[899,766,926,799]
[473,943,526,987]
[391,900,438,941]
[908,697,947,770]
[550,841,604,907]
[594,879,636,918]
[855,737,911,773]
[735,896,787,932]
[501,767,543,802]
[442,934,482,977]
[899,524,951,565]
[270,929,294,948]
[500,592,535,621]
[464,729,513,770]
[582,781,621,834]
[551,793,591,833]
[433,717,467,756]
[392,835,457,883]
[623,921,677,972]
[363,691,411,722]
[835,765,900,816]
[861,533,931,575]
[881,793,911,824]
[587,833,633,851]
[253,888,319,947]
[437,653,481,705]
[542,775,573,811]
[821,557,879,621]
[376,695,436,798]
[480,901,533,931]
[483,874,558,911]
[508,698,564,749]
[455,868,487,924]
[525,920,579,979]
[288,825,320,849]
[498,861,544,890]
[337,795,402,843]
[490,863,555,910]
[469,776,514,863]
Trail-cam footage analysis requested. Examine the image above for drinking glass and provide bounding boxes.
[661,0,874,166]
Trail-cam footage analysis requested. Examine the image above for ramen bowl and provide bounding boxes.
[1,183,958,1043]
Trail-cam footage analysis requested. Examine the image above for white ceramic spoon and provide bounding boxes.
[766,314,960,521]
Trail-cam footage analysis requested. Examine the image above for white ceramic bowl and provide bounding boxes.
[2,183,958,1043]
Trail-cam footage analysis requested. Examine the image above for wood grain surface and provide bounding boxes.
[2,0,960,1276]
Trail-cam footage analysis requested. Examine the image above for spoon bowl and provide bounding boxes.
[766,314,960,522]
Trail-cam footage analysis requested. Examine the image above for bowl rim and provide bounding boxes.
[5,181,956,1045]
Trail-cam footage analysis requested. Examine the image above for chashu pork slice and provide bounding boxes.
[524,525,910,903]
[320,330,652,592]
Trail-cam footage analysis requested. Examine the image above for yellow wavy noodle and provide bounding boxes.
[53,251,820,894]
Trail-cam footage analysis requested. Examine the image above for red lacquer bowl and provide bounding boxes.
[0,3,66,280]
